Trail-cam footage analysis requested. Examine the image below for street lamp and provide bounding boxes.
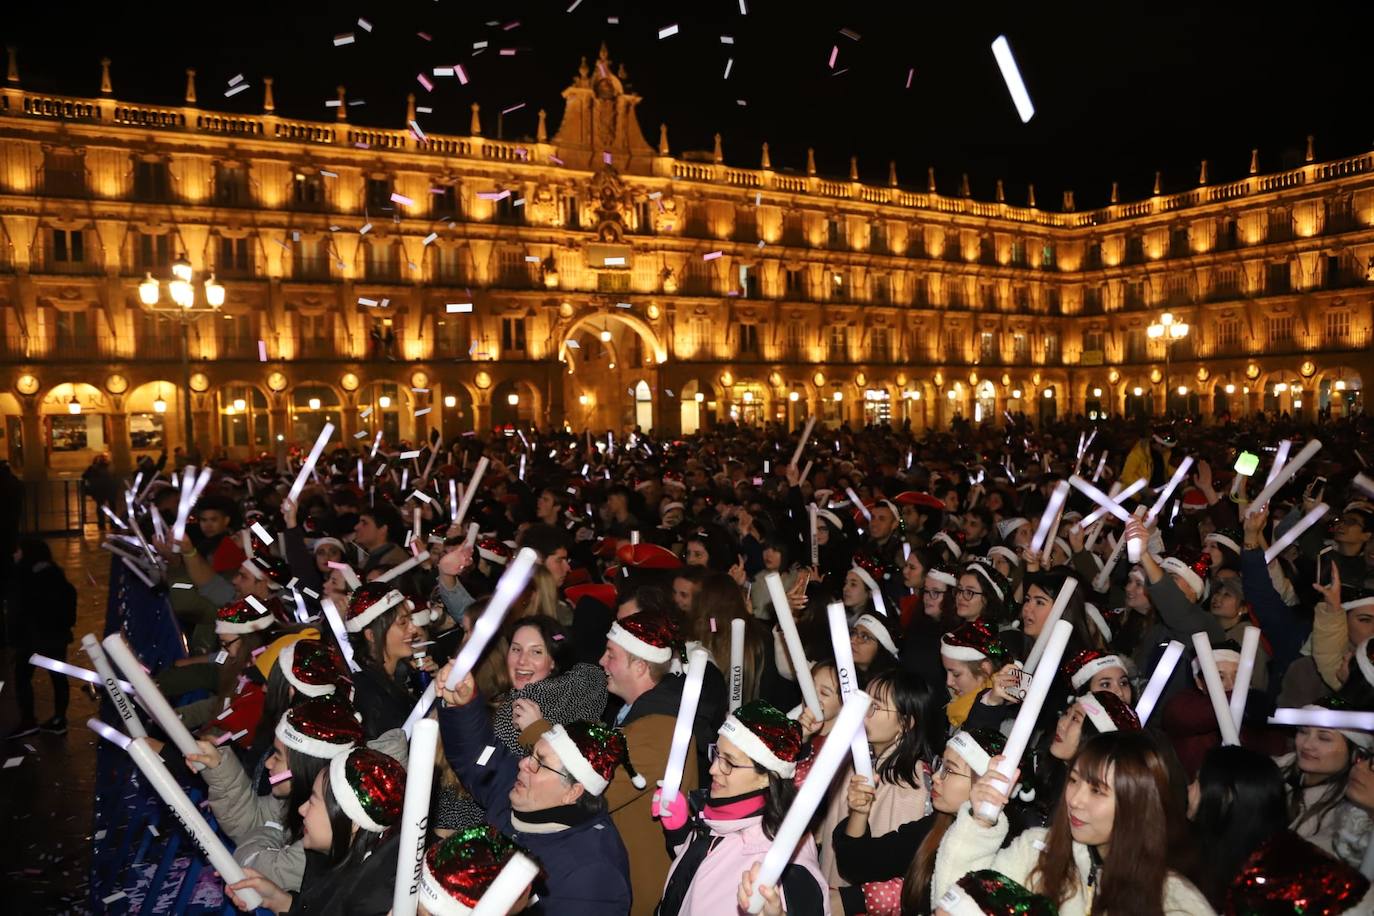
[1147,311,1189,414]
[139,253,226,454]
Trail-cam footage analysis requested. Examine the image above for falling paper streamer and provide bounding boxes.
[991,35,1035,123]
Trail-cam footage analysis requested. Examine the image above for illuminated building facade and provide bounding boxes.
[0,45,1369,478]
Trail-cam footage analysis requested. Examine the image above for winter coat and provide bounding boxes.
[1276,751,1363,859]
[350,663,417,739]
[439,697,632,915]
[933,807,1216,916]
[287,833,399,916]
[659,810,829,916]
[1159,686,1287,778]
[5,560,76,648]
[492,663,608,756]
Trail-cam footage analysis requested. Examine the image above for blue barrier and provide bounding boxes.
[91,560,251,915]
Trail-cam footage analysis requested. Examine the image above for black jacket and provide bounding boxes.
[350,664,417,740]
[288,834,399,916]
[5,561,76,648]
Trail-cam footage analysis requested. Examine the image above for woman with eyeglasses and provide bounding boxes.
[655,700,826,916]
[820,669,944,914]
[953,561,1010,627]
[850,614,902,687]
[936,731,1212,915]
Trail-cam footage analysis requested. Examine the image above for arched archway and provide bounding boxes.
[359,381,414,445]
[1314,366,1364,417]
[492,379,538,429]
[217,383,272,455]
[289,382,343,446]
[557,311,667,365]
[41,382,110,474]
[631,380,654,432]
[679,379,710,435]
[126,380,179,460]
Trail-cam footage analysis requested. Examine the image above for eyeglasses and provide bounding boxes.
[852,630,877,644]
[955,587,984,601]
[529,754,572,782]
[865,703,896,718]
[933,757,973,780]
[922,587,947,598]
[708,743,751,775]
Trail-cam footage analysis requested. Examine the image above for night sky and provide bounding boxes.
[6,1,1373,210]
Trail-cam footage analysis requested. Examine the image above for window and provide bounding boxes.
[1041,243,1056,269]
[219,314,254,357]
[871,327,892,362]
[735,211,759,244]
[133,159,171,201]
[1125,328,1147,362]
[784,268,806,299]
[1084,284,1103,313]
[1325,311,1351,342]
[1267,261,1291,293]
[1266,315,1294,343]
[869,273,890,304]
[53,309,90,350]
[136,232,171,270]
[827,218,844,248]
[684,205,709,237]
[1012,334,1028,363]
[784,322,805,359]
[1216,318,1241,349]
[871,221,887,254]
[295,239,332,280]
[364,241,400,282]
[49,229,85,266]
[494,193,521,225]
[292,172,327,210]
[365,177,393,211]
[1212,267,1239,299]
[498,249,532,287]
[694,319,713,357]
[298,313,333,348]
[431,184,460,218]
[597,272,631,293]
[1010,239,1027,266]
[979,332,997,362]
[501,317,527,354]
[738,323,760,355]
[943,329,962,356]
[979,282,997,309]
[1083,330,1105,353]
[978,236,995,265]
[43,150,85,196]
[738,264,758,299]
[564,193,581,230]
[1125,235,1145,263]
[435,315,471,357]
[635,201,654,235]
[218,237,251,277]
[1170,226,1190,257]
[1043,332,1060,365]
[214,164,250,206]
[828,325,849,361]
[830,271,847,299]
[1165,274,1191,306]
[431,245,467,284]
[682,258,713,295]
[1084,242,1102,269]
[783,213,805,246]
[948,281,967,310]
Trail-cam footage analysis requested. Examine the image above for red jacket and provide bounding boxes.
[1160,687,1287,777]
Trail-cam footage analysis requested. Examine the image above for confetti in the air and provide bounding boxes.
[723,58,734,79]
[703,250,723,261]
[447,303,473,313]
[658,24,680,39]
[840,28,862,41]
[828,46,839,69]
[906,68,915,89]
[502,102,527,115]
[360,222,373,235]
[433,66,455,77]
[224,83,249,98]
[721,35,735,44]
[423,232,438,245]
[417,32,433,42]
[567,0,583,11]
[390,192,414,207]
[333,33,355,47]
[417,73,434,92]
[455,64,470,85]
[257,340,268,362]
[991,35,1035,122]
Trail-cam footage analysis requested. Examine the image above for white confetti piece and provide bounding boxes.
[358,297,378,307]
[423,232,438,246]
[433,66,454,77]
[227,74,244,86]
[658,24,679,39]
[353,431,369,439]
[567,0,583,10]
[723,58,734,79]
[721,35,735,44]
[414,407,432,417]
[840,27,862,41]
[357,17,372,31]
[447,303,473,313]
[400,450,422,460]
[604,256,626,266]
[502,102,526,115]
[738,0,748,13]
[251,521,273,544]
[102,892,127,905]
[224,84,250,98]
[171,582,193,589]
[214,649,229,665]
[476,745,496,766]
[333,33,355,46]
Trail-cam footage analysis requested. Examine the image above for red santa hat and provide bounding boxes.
[925,564,959,589]
[615,542,683,570]
[1062,649,1127,691]
[477,538,513,566]
[328,747,406,833]
[275,696,364,759]
[344,582,410,632]
[717,700,807,778]
[931,530,964,559]
[945,728,1007,777]
[1229,828,1371,915]
[940,620,1009,664]
[895,491,946,512]
[854,614,901,658]
[1160,548,1211,600]
[850,553,891,617]
[566,583,618,610]
[606,611,679,665]
[240,555,291,591]
[419,825,537,916]
[541,721,644,796]
[996,517,1029,542]
[1078,691,1141,734]
[215,597,277,635]
[278,638,347,697]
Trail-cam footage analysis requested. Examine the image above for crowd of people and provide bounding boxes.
[23,408,1374,914]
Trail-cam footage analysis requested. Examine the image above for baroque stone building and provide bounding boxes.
[0,45,1369,479]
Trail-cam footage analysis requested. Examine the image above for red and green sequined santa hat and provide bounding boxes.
[275,695,364,759]
[328,746,406,833]
[1078,691,1141,735]
[937,870,1060,916]
[239,554,292,591]
[215,596,277,635]
[717,699,807,778]
[277,637,348,697]
[344,581,410,633]
[419,825,539,916]
[1062,648,1128,692]
[541,721,644,796]
[1229,828,1370,915]
[606,611,679,665]
[940,620,1009,665]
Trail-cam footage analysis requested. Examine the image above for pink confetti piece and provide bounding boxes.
[703,250,723,261]
[501,102,526,115]
[906,67,915,89]
[477,189,511,200]
[566,0,583,10]
[268,769,293,785]
[499,48,517,56]
[549,154,564,165]
[455,64,470,85]
[416,73,434,92]
[212,731,235,746]
[390,192,414,207]
[417,31,432,41]
[603,151,612,164]
[828,45,839,69]
[257,340,267,362]
[710,617,717,633]
[607,16,620,25]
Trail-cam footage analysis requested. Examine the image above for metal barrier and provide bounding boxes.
[18,479,89,536]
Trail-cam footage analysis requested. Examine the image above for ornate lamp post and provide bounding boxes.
[1147,311,1189,414]
[139,255,225,453]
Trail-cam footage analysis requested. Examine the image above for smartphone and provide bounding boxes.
[1314,476,1327,496]
[1317,545,1335,587]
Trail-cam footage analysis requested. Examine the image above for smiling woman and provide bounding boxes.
[489,616,608,759]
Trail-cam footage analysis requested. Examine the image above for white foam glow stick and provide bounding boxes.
[391,718,438,916]
[1268,707,1374,730]
[808,505,819,567]
[370,430,384,458]
[1079,479,1145,529]
[1354,473,1374,498]
[470,852,541,916]
[1146,457,1193,526]
[171,466,212,553]
[1092,453,1108,483]
[1264,503,1329,563]
[377,551,432,583]
[1265,440,1292,487]
[1191,631,1241,746]
[1069,475,1142,562]
[327,560,362,591]
[789,417,816,468]
[31,653,136,696]
[88,716,131,749]
[100,634,204,771]
[975,620,1073,822]
[463,522,480,551]
[453,456,489,527]
[1134,640,1184,724]
[125,736,262,908]
[81,635,145,738]
[402,682,437,739]
[729,618,746,713]
[287,422,335,505]
[825,602,873,781]
[444,549,537,694]
[1029,480,1069,556]
[320,598,360,673]
[799,460,813,483]
[659,648,709,815]
[1022,576,1079,675]
[1246,439,1321,516]
[764,572,822,719]
[745,691,871,913]
[1229,626,1262,730]
[845,487,871,522]
[448,478,459,518]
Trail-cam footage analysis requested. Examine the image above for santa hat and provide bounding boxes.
[1078,691,1141,734]
[1190,638,1243,677]
[895,491,946,512]
[854,614,901,658]
[1160,548,1211,599]
[937,870,1060,916]
[717,700,806,778]
[275,696,364,759]
[312,536,346,556]
[814,509,844,531]
[606,612,679,665]
[987,546,1019,568]
[542,721,643,795]
[1063,649,1127,691]
[931,531,963,560]
[419,825,537,916]
[477,538,512,566]
[1180,488,1209,512]
[946,728,1006,777]
[1344,593,1374,614]
[964,559,1007,603]
[241,555,291,591]
[941,620,1009,664]
[996,517,1028,542]
[1230,829,1371,916]
[329,747,407,833]
[1204,528,1242,557]
[215,597,277,635]
[615,542,683,570]
[660,500,685,517]
[851,554,890,617]
[278,638,347,697]
[1081,604,1113,643]
[345,582,410,632]
[926,565,959,589]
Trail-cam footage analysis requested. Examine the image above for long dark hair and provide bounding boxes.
[248,664,297,763]
[349,603,407,673]
[1282,731,1355,839]
[1023,566,1105,652]
[866,668,944,789]
[504,615,574,676]
[282,744,333,841]
[317,766,388,870]
[1030,731,1194,916]
[686,524,738,573]
[960,560,1011,626]
[1191,746,1288,909]
[852,615,901,685]
[15,538,55,571]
